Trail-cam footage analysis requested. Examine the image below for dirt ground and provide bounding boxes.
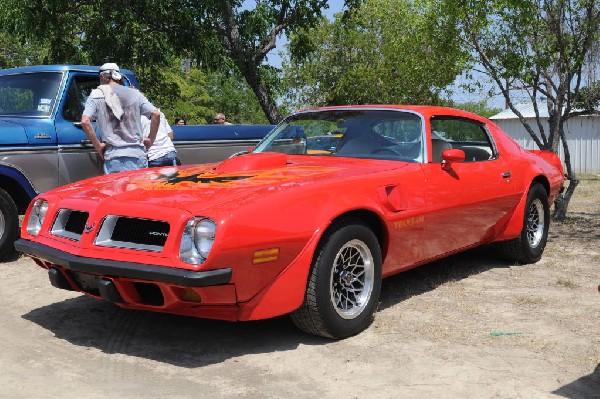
[1,176,598,399]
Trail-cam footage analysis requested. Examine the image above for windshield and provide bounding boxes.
[254,109,424,162]
[0,72,63,118]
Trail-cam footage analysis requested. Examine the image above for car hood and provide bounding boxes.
[52,152,409,214]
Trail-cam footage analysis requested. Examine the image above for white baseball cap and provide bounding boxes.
[99,63,122,81]
[99,62,120,72]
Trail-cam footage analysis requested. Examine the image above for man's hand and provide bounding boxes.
[81,115,106,159]
[143,137,154,151]
[95,142,107,160]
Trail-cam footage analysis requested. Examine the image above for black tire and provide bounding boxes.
[496,183,550,264]
[0,188,19,260]
[290,218,382,339]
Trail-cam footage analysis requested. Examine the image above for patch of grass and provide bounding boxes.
[554,278,579,289]
[513,295,547,307]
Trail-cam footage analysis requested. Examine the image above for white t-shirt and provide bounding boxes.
[141,111,176,161]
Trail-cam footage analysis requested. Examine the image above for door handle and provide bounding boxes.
[80,139,93,148]
[502,171,512,178]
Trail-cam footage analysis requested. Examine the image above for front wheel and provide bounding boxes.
[0,188,19,260]
[496,183,550,264]
[290,218,382,339]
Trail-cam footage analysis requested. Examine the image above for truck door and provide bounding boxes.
[54,72,103,185]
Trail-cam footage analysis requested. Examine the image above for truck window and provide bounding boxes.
[62,76,100,122]
[0,72,63,117]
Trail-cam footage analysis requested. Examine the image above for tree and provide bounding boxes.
[186,0,340,123]
[204,67,270,125]
[441,0,600,219]
[574,81,600,112]
[451,100,502,119]
[3,0,341,124]
[282,0,467,108]
[0,2,48,68]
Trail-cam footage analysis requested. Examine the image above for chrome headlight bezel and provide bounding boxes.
[26,199,49,236]
[179,217,216,265]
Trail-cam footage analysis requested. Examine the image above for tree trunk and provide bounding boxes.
[553,178,579,220]
[552,128,578,220]
[240,64,283,124]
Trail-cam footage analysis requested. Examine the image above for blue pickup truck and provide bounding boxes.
[0,65,273,258]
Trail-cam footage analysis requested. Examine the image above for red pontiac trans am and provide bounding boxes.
[16,106,565,339]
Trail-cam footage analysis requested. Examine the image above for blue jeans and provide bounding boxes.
[148,151,178,168]
[103,157,148,174]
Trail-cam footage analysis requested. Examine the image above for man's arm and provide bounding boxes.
[143,109,160,150]
[81,115,106,159]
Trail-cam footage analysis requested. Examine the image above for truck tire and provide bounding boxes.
[0,188,19,260]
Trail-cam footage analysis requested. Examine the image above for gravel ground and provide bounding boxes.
[1,176,598,398]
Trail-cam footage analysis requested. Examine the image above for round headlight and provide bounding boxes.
[179,217,216,264]
[26,199,49,236]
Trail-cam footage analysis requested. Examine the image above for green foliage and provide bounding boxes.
[574,81,600,113]
[1,0,335,123]
[204,68,270,125]
[0,2,48,68]
[0,33,48,69]
[451,100,503,119]
[282,0,467,108]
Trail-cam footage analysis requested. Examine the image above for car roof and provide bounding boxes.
[298,104,488,123]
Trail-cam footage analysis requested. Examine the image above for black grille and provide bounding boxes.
[64,211,88,235]
[111,217,170,247]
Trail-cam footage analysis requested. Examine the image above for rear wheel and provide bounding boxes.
[290,218,382,339]
[0,188,19,260]
[496,183,549,264]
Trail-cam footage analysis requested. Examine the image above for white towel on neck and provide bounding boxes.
[90,84,124,120]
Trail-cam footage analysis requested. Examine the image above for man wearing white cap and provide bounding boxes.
[81,62,160,174]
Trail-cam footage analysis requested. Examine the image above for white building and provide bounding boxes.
[490,103,600,173]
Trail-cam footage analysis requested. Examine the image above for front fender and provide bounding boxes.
[0,164,38,199]
[236,224,325,321]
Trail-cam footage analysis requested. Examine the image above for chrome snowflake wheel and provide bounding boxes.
[526,198,545,248]
[330,239,374,319]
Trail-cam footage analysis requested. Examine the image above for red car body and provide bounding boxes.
[16,105,564,338]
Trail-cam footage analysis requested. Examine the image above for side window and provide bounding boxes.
[430,117,495,162]
[62,76,100,121]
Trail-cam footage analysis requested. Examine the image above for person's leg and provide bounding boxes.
[148,152,177,167]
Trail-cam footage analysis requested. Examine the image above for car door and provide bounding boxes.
[421,116,520,258]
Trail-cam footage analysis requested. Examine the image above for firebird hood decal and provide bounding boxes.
[165,173,255,185]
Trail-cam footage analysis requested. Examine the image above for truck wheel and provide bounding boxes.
[290,218,382,339]
[0,188,19,260]
[496,183,550,264]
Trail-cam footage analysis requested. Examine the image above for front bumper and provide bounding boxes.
[15,238,232,287]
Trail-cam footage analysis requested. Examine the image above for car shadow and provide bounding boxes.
[22,297,325,368]
[21,245,510,368]
[552,364,600,398]
[378,245,510,311]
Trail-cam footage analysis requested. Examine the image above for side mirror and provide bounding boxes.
[441,148,465,170]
